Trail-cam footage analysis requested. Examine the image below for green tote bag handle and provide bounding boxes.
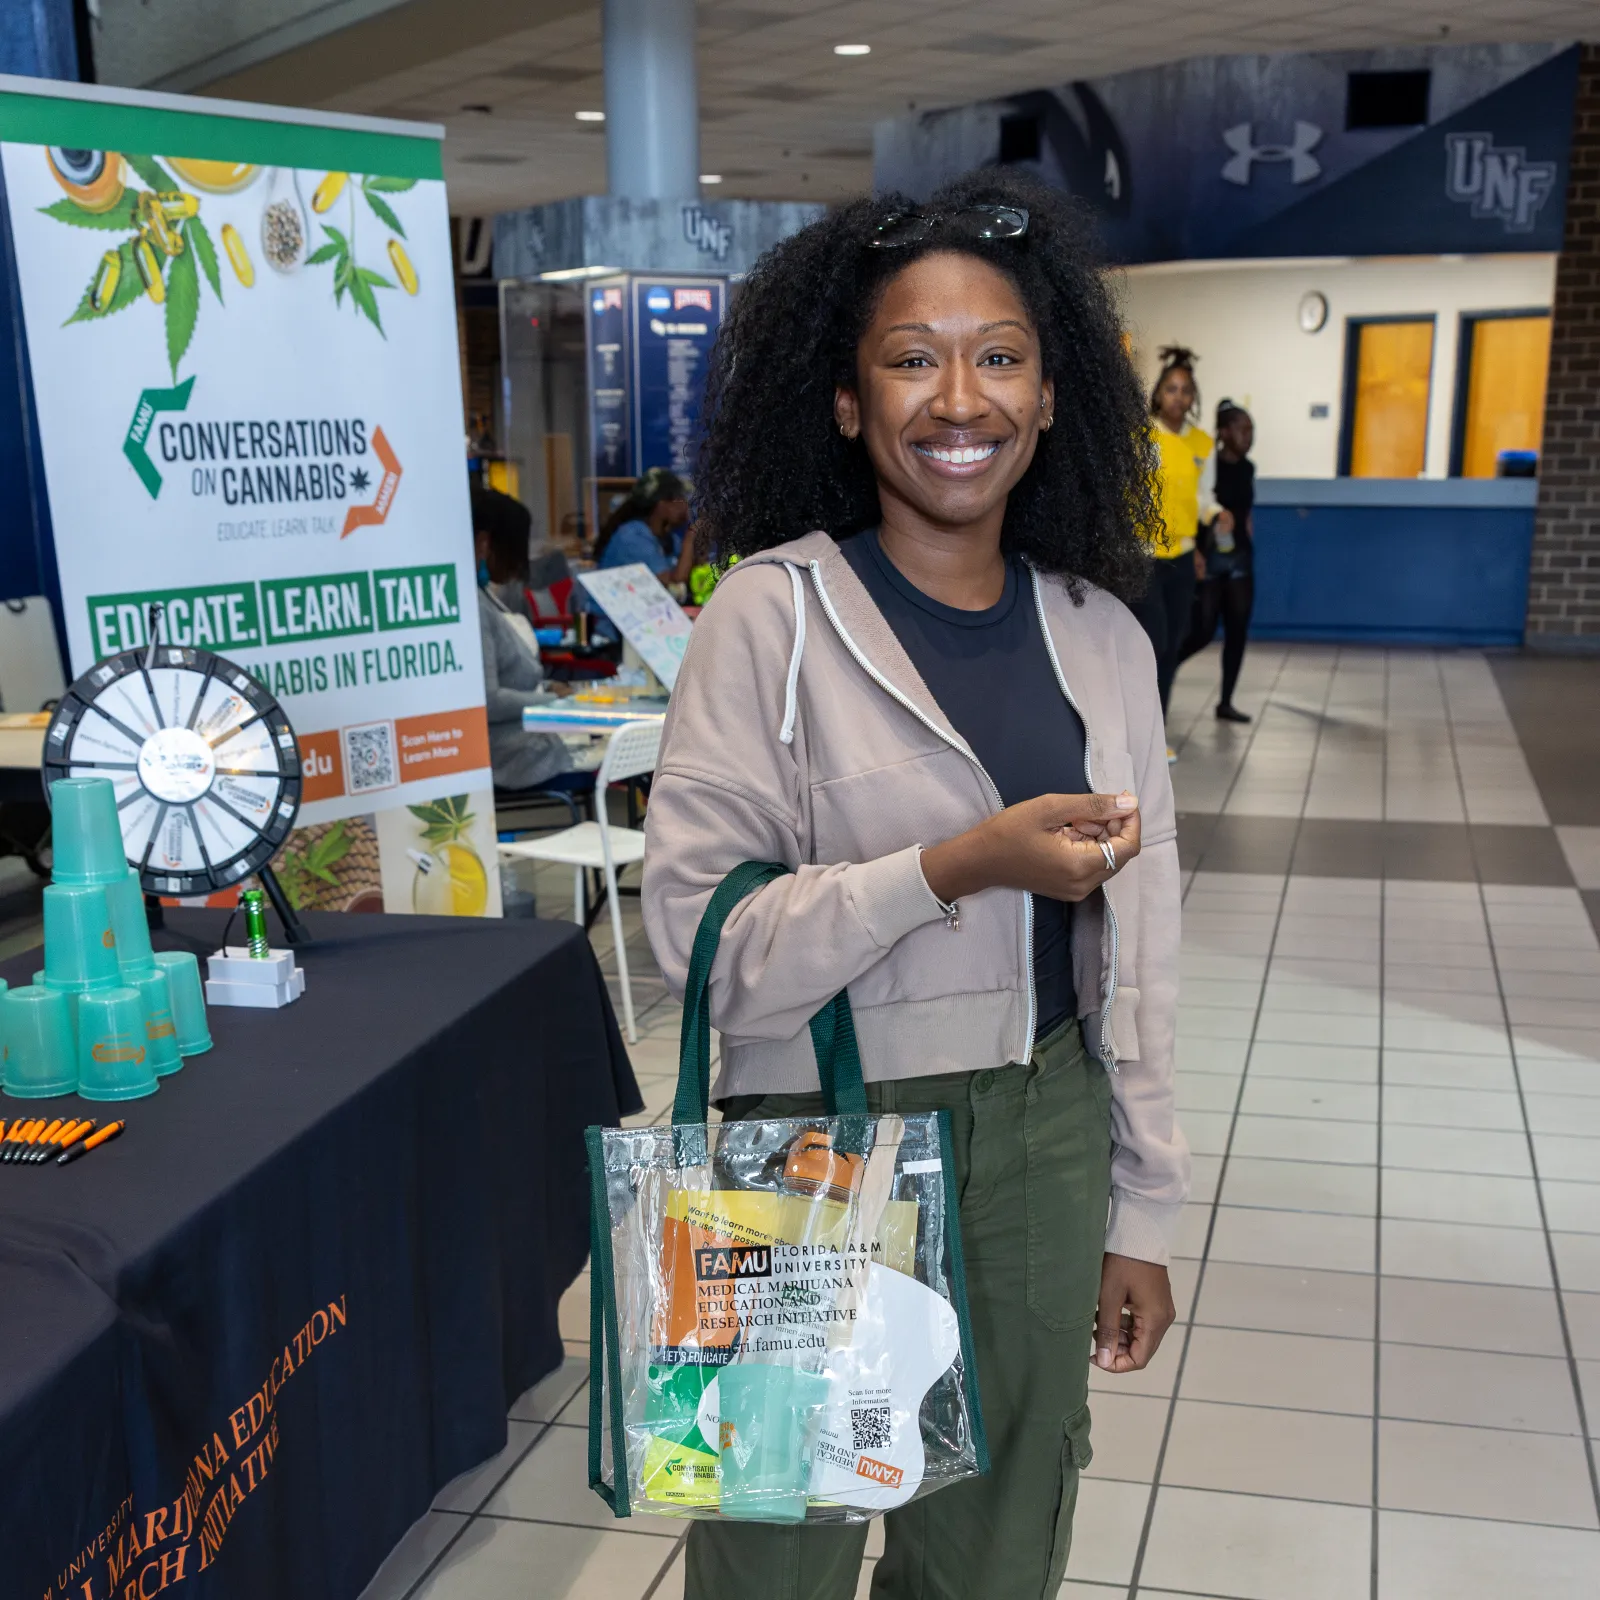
[672,861,869,1162]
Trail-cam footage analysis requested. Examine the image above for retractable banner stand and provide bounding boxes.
[0,77,500,917]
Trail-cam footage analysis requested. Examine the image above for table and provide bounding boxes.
[522,703,667,735]
[0,909,641,1600]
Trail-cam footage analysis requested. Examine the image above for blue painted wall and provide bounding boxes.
[1251,480,1536,647]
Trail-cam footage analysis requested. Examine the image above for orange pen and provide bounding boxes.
[20,1120,58,1166]
[58,1120,124,1166]
[31,1119,90,1164]
[5,1119,42,1162]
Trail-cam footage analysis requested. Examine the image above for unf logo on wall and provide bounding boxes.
[681,204,732,261]
[1444,133,1557,233]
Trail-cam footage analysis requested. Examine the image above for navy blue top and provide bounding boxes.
[840,529,1086,1035]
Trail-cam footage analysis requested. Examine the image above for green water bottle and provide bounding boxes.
[242,887,270,958]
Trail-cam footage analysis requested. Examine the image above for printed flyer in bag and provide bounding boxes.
[0,77,498,915]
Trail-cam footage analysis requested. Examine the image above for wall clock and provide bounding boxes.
[1298,290,1329,333]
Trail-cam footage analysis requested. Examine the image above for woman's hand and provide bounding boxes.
[1094,1253,1176,1373]
[1193,547,1207,580]
[921,792,1140,905]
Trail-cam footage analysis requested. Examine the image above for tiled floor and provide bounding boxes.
[11,640,1598,1598]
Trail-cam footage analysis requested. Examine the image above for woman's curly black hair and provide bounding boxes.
[694,170,1154,603]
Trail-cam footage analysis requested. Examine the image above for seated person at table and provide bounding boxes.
[576,468,696,635]
[472,487,576,791]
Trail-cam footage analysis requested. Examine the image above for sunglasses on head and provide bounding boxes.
[866,205,1030,249]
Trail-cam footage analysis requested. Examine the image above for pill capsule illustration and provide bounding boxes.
[388,238,418,295]
[221,222,254,287]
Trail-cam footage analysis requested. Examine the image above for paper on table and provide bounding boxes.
[576,564,693,690]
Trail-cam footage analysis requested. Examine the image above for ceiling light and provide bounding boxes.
[834,43,871,56]
[538,265,623,281]
[575,109,606,122]
[700,173,723,184]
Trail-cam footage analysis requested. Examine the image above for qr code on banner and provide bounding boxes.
[851,1406,891,1453]
[343,721,396,794]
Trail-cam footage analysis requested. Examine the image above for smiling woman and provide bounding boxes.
[643,173,1186,1600]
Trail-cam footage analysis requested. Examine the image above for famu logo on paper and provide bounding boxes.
[120,377,403,535]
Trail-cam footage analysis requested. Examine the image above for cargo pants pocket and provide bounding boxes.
[1044,1405,1094,1594]
[1024,1050,1114,1331]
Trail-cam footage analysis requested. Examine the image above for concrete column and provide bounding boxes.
[603,0,699,201]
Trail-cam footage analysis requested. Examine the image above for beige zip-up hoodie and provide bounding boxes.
[641,532,1189,1264]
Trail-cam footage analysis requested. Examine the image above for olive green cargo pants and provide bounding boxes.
[686,1020,1114,1600]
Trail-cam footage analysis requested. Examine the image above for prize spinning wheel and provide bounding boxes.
[42,642,303,899]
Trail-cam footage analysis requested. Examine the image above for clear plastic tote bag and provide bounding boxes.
[586,861,989,1524]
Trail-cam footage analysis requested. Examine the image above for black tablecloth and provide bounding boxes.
[0,910,641,1600]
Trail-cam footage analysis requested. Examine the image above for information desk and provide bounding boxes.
[1251,476,1538,647]
[0,909,641,1600]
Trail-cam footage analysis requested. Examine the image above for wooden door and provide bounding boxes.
[1459,314,1551,477]
[1345,319,1434,477]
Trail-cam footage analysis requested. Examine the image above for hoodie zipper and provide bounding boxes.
[807,560,1039,1058]
[1028,570,1120,1073]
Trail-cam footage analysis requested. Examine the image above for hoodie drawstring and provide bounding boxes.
[779,562,806,745]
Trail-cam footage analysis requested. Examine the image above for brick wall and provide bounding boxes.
[1529,43,1600,652]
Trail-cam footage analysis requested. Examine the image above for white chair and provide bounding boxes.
[498,718,663,1043]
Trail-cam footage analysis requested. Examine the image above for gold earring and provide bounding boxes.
[839,422,852,438]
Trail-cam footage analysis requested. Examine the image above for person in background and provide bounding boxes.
[576,466,698,635]
[595,467,696,580]
[1132,346,1224,758]
[471,485,539,626]
[471,485,575,790]
[1182,399,1256,723]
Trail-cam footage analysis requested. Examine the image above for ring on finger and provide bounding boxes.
[1098,839,1117,873]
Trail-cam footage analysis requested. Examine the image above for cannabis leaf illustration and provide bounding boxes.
[276,822,353,909]
[188,215,223,304]
[307,222,394,337]
[40,195,138,230]
[408,795,476,846]
[360,177,406,238]
[164,242,199,380]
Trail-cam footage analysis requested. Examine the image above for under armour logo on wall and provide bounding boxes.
[1444,132,1557,233]
[1220,121,1323,186]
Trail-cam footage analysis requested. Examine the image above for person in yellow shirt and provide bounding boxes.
[1133,347,1230,750]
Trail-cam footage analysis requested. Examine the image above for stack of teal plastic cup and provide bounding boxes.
[2,778,154,1102]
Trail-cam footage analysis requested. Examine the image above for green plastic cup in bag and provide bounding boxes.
[717,1361,832,1523]
[2,984,76,1099]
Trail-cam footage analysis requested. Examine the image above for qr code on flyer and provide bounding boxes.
[343,721,397,794]
[851,1406,891,1453]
